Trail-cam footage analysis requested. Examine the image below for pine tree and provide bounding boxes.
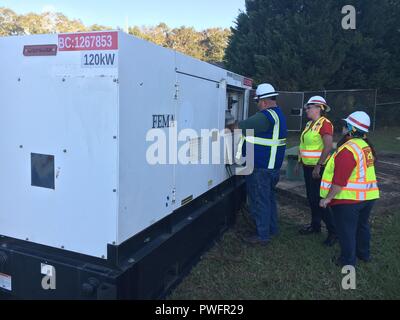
[332,0,400,89]
[225,0,400,91]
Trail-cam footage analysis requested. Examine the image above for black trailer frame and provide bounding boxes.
[0,177,245,300]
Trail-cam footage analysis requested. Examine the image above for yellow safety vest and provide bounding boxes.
[320,138,380,201]
[300,117,332,166]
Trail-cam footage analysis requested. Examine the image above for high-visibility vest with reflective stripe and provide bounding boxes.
[320,138,380,201]
[300,117,332,166]
[237,108,288,170]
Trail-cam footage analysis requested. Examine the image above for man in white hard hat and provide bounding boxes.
[238,83,288,246]
[320,111,380,267]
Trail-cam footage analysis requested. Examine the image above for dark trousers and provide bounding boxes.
[246,168,280,241]
[332,201,375,266]
[303,166,336,234]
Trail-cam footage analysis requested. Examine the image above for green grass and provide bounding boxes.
[286,127,400,154]
[369,127,400,154]
[169,203,400,300]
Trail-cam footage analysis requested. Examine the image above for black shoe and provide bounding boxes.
[332,256,357,268]
[332,256,343,267]
[299,225,321,235]
[323,234,338,247]
[242,235,269,246]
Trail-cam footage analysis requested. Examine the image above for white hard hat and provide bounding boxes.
[344,111,371,133]
[254,83,279,101]
[305,96,331,113]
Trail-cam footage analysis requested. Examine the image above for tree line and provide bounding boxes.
[0,7,230,63]
[2,2,399,91]
[225,0,400,91]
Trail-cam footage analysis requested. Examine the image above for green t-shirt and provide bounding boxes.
[239,112,270,136]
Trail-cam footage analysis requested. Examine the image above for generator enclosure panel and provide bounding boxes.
[0,31,252,260]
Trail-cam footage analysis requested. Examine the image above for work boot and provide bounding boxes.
[299,225,321,236]
[358,256,372,264]
[332,256,343,268]
[332,256,356,268]
[323,234,339,247]
[242,235,269,246]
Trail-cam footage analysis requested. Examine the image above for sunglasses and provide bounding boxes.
[304,105,322,111]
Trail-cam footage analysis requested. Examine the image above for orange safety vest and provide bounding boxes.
[320,138,380,201]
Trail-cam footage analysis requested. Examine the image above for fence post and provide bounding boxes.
[301,92,305,130]
[373,89,378,132]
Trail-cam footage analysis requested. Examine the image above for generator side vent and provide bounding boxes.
[181,195,194,207]
[31,153,55,190]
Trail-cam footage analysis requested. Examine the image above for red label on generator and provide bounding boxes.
[58,32,118,51]
[243,78,253,87]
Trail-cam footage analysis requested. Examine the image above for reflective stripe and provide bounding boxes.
[245,136,287,147]
[267,109,280,169]
[235,136,245,161]
[346,182,378,190]
[320,139,380,201]
[236,109,285,169]
[312,118,326,131]
[299,117,330,166]
[300,150,323,159]
[321,180,378,192]
[346,142,366,182]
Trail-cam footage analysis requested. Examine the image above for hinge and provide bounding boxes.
[174,83,179,100]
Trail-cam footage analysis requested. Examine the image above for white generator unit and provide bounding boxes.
[0,31,252,299]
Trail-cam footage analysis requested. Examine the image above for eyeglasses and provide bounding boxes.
[304,105,321,111]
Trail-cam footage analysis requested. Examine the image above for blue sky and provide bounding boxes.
[0,0,246,30]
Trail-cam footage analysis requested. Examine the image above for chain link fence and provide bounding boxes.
[305,89,377,132]
[278,89,378,132]
[375,89,400,129]
[251,88,399,133]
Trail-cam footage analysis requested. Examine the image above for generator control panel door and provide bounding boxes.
[174,74,221,209]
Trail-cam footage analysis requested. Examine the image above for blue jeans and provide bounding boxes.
[332,201,376,266]
[246,168,280,241]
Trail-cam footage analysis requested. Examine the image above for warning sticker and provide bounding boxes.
[0,273,12,291]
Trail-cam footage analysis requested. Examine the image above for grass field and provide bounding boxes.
[169,200,400,300]
[369,127,400,154]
